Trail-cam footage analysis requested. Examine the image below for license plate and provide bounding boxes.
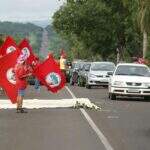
[127,89,140,93]
[101,79,108,82]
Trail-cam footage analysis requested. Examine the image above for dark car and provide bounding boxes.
[77,62,91,86]
[69,61,86,85]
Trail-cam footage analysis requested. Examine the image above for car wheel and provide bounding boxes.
[103,85,108,88]
[86,84,91,89]
[109,93,116,100]
[108,93,110,98]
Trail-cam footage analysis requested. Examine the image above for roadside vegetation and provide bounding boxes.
[45,25,70,59]
[52,0,150,63]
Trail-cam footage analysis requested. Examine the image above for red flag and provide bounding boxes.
[34,55,66,93]
[18,38,39,65]
[138,58,146,64]
[0,36,17,56]
[0,49,20,103]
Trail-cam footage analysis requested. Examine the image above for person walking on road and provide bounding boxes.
[59,55,67,76]
[15,56,33,113]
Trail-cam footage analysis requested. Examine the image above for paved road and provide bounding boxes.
[39,29,49,58]
[69,85,150,150]
[0,85,150,150]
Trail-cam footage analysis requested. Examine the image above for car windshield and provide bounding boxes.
[91,63,115,71]
[72,62,85,69]
[84,64,91,70]
[82,64,91,70]
[115,65,150,77]
[80,62,86,70]
[72,63,79,69]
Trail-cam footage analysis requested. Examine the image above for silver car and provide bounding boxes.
[85,62,115,89]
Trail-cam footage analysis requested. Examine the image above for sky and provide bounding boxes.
[0,0,65,22]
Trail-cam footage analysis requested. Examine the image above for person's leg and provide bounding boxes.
[16,95,23,113]
[16,89,27,113]
[17,95,23,109]
[34,78,40,92]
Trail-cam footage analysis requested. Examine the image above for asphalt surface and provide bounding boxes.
[1,85,150,150]
[69,85,150,150]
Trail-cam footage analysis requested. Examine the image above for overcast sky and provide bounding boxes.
[0,0,65,22]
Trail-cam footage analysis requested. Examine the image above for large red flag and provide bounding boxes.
[33,54,66,93]
[0,36,18,56]
[0,49,20,103]
[18,38,39,65]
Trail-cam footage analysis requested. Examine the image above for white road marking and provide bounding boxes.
[65,86,76,98]
[65,86,114,150]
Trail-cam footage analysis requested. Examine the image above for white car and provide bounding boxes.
[86,62,115,88]
[108,63,150,100]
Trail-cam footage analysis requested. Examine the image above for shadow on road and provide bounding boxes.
[114,96,150,102]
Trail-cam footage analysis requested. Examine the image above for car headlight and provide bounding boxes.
[89,74,96,78]
[84,73,87,76]
[143,83,150,87]
[113,81,124,87]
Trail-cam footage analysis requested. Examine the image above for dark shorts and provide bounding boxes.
[18,89,25,97]
[61,69,66,76]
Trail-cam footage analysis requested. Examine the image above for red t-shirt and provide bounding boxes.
[15,64,32,89]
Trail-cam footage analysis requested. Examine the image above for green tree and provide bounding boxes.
[123,0,150,58]
[53,0,144,61]
[138,0,150,58]
[53,0,116,60]
[45,25,69,58]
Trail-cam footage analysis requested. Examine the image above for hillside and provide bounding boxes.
[0,21,43,54]
[31,20,50,28]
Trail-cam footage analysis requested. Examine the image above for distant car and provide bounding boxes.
[69,61,86,85]
[85,62,115,89]
[66,61,72,82]
[108,63,150,100]
[78,62,91,86]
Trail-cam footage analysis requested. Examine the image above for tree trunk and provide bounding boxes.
[143,30,148,59]
[117,46,124,63]
[116,48,120,64]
